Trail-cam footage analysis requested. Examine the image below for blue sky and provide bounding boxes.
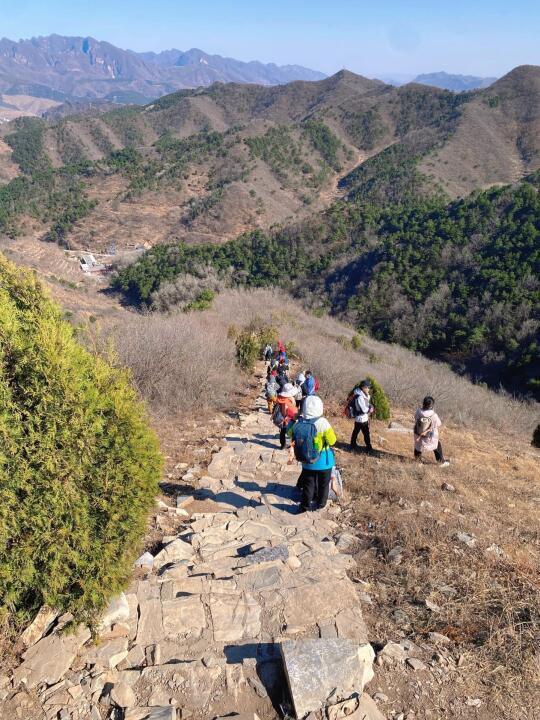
[1,0,538,79]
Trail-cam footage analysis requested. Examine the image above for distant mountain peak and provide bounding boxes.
[0,34,326,112]
[413,71,497,92]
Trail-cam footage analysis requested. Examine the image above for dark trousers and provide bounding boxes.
[298,467,332,511]
[415,441,445,463]
[279,426,287,449]
[350,421,372,451]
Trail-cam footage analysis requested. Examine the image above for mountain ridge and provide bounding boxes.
[413,70,497,91]
[0,34,326,117]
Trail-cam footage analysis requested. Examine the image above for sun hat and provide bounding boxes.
[296,372,306,384]
[279,383,297,398]
[303,395,323,419]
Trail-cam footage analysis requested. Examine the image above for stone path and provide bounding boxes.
[1,381,377,720]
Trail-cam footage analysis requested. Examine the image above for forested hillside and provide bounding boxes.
[1,66,539,249]
[1,65,539,396]
[115,174,540,398]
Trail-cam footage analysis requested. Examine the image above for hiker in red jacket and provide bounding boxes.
[273,383,298,449]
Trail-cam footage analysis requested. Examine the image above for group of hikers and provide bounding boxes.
[262,342,450,514]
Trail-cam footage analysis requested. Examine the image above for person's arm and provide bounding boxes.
[314,423,337,450]
[323,426,337,447]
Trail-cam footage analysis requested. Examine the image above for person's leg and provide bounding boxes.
[279,426,286,449]
[296,467,307,490]
[350,422,361,449]
[434,442,447,464]
[300,470,316,511]
[360,422,373,451]
[315,469,332,509]
[414,449,422,460]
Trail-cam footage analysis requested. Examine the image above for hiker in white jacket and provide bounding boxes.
[350,380,374,452]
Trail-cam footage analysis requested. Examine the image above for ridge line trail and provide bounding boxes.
[2,362,374,720]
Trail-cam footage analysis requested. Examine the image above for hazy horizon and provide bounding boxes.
[2,0,538,79]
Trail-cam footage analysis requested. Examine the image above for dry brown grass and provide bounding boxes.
[109,286,538,436]
[328,407,540,712]
[112,310,237,417]
[204,288,538,436]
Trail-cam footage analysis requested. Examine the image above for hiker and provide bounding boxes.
[276,364,290,391]
[413,396,450,467]
[288,395,337,512]
[265,368,279,413]
[273,383,298,449]
[301,369,318,397]
[349,380,374,453]
[294,373,305,409]
[263,343,273,362]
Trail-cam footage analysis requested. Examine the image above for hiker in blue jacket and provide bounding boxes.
[288,396,337,513]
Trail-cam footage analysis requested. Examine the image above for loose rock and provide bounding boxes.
[280,639,375,718]
[20,606,57,647]
[110,682,136,708]
[406,657,427,671]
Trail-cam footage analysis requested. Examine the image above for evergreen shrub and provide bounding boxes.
[366,376,391,421]
[0,255,162,625]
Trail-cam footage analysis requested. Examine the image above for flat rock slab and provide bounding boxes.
[12,625,91,689]
[20,605,57,647]
[85,636,128,669]
[280,639,375,719]
[283,578,358,629]
[125,709,176,720]
[209,593,262,641]
[242,544,289,565]
[162,595,206,638]
[153,538,194,568]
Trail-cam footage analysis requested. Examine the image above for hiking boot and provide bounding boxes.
[439,460,450,468]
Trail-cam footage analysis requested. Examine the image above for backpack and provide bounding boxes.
[314,377,320,392]
[265,380,278,400]
[346,394,358,419]
[292,417,320,464]
[272,402,286,427]
[414,415,432,436]
[277,372,289,389]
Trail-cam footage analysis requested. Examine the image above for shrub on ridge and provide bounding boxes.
[0,254,162,625]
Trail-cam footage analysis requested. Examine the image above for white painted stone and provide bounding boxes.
[98,592,130,631]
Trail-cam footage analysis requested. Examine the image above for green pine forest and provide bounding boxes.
[1,97,539,400]
[115,174,540,399]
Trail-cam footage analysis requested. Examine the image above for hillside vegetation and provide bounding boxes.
[1,66,539,396]
[115,174,540,399]
[1,66,539,250]
[0,254,162,626]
